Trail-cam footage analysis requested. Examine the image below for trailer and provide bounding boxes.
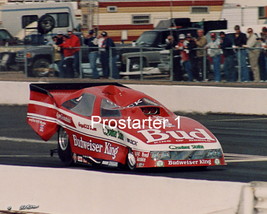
[0,2,79,39]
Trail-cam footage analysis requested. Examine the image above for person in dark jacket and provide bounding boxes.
[219,31,236,82]
[84,29,99,79]
[165,35,182,81]
[185,33,200,81]
[233,25,249,81]
[99,31,120,79]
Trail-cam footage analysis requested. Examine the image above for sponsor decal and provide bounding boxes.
[135,151,150,158]
[103,126,124,140]
[137,157,146,162]
[78,122,96,131]
[56,112,72,124]
[102,161,119,167]
[138,128,215,143]
[126,98,143,108]
[214,159,221,165]
[127,138,137,146]
[168,159,212,166]
[169,145,204,150]
[156,160,164,167]
[137,163,145,167]
[73,135,103,153]
[104,142,119,160]
[72,135,120,160]
[28,118,46,132]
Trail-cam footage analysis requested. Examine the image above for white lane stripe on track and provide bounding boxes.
[0,155,52,158]
[0,136,57,144]
[225,153,267,163]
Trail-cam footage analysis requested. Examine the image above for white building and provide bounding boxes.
[221,0,267,30]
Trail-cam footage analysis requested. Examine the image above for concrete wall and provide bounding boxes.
[3,82,267,115]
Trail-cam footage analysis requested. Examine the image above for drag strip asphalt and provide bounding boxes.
[1,105,267,182]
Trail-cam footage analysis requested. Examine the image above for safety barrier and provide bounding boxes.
[1,44,267,83]
[2,82,267,115]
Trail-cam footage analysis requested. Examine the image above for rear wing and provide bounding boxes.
[27,82,127,141]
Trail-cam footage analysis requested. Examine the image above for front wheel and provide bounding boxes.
[31,58,52,77]
[58,127,73,166]
[126,149,136,170]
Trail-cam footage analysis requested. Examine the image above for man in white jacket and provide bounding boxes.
[246,28,261,82]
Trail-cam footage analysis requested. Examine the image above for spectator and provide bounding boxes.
[84,29,99,79]
[195,29,207,80]
[233,25,249,82]
[52,36,62,77]
[219,31,236,82]
[100,31,120,79]
[59,35,77,78]
[260,27,267,81]
[206,33,221,82]
[165,35,182,81]
[176,34,193,81]
[67,29,81,77]
[246,28,261,82]
[55,31,64,77]
[186,33,199,81]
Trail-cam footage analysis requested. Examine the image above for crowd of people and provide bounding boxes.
[52,29,119,79]
[51,26,267,82]
[165,25,267,82]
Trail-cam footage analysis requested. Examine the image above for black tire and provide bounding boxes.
[37,14,55,34]
[126,149,136,170]
[31,58,51,77]
[58,127,73,166]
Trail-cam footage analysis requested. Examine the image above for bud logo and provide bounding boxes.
[137,128,215,143]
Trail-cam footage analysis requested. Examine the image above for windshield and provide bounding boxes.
[100,99,121,117]
[135,31,158,46]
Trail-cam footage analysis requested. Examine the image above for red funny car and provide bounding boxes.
[27,83,226,169]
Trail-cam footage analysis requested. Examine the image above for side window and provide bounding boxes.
[100,99,121,117]
[22,15,38,28]
[0,30,12,40]
[47,13,69,28]
[62,93,96,116]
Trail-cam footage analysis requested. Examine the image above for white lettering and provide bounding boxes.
[91,116,101,129]
[190,129,214,140]
[104,142,119,159]
[137,129,169,143]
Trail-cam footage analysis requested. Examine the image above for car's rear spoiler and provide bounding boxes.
[29,82,127,95]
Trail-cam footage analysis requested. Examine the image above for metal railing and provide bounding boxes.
[0,44,266,82]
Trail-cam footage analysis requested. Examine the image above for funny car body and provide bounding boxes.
[27,83,226,169]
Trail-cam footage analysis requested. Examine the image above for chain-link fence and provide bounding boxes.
[1,44,266,82]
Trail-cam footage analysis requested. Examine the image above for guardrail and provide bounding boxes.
[0,45,267,83]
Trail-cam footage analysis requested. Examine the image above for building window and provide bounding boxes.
[259,7,266,19]
[22,15,38,28]
[107,6,117,12]
[191,6,209,14]
[132,15,150,25]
